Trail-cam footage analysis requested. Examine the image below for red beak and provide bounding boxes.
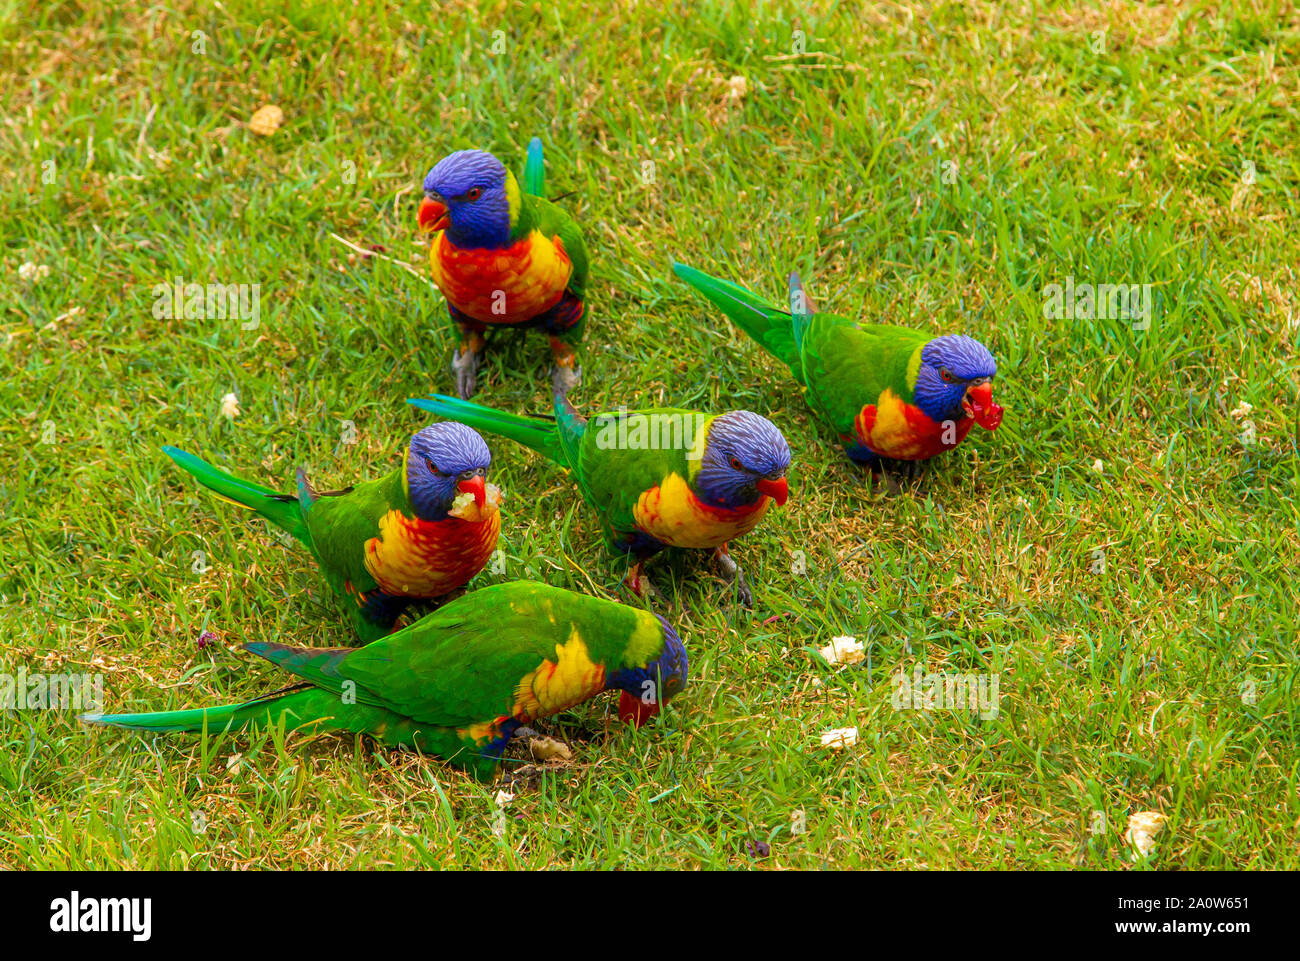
[418,196,449,233]
[618,690,660,727]
[756,476,789,506]
[964,382,1004,430]
[456,475,486,507]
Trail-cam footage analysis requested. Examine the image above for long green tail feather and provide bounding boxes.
[524,136,544,197]
[163,446,310,545]
[82,678,501,779]
[408,397,568,467]
[672,261,804,384]
[787,271,813,354]
[79,686,334,734]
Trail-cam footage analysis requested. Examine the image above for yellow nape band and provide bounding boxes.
[623,609,665,666]
[906,343,923,387]
[505,170,521,231]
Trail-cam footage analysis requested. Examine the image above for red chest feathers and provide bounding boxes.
[364,510,501,597]
[429,231,572,325]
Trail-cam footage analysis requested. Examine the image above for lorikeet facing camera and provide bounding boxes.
[163,423,501,642]
[82,581,688,779]
[419,137,589,399]
[409,379,791,607]
[673,262,1004,489]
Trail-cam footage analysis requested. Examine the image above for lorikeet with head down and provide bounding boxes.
[163,423,502,642]
[81,581,688,779]
[409,379,791,607]
[419,137,589,399]
[673,262,1004,489]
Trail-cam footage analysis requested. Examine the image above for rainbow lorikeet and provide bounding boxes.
[81,581,688,779]
[163,423,502,642]
[673,262,1005,489]
[418,137,589,399]
[409,381,791,607]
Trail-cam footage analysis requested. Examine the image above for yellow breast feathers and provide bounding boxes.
[363,508,500,598]
[429,230,571,324]
[632,472,771,550]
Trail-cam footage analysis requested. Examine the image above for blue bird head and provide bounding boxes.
[418,149,514,249]
[911,334,1004,429]
[607,614,689,726]
[694,411,792,509]
[405,422,493,521]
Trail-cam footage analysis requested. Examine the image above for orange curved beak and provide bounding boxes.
[618,690,660,727]
[456,475,486,507]
[756,476,789,506]
[418,196,449,233]
[964,382,1004,430]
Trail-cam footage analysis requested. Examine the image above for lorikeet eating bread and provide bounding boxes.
[674,262,1003,489]
[163,423,501,641]
[82,581,687,779]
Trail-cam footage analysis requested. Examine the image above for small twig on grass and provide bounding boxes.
[328,231,439,291]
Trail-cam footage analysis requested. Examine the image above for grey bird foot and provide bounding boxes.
[876,458,925,495]
[452,348,481,399]
[713,548,753,609]
[551,363,582,398]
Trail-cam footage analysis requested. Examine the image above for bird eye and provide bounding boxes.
[465,187,482,201]
[940,368,957,383]
[425,458,443,476]
[729,456,744,470]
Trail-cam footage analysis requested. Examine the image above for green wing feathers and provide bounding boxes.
[672,262,802,382]
[163,446,309,545]
[534,197,588,299]
[519,137,587,300]
[551,385,588,471]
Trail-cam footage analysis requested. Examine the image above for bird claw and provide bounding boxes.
[621,568,662,605]
[551,363,582,398]
[452,348,481,399]
[875,457,925,496]
[713,549,753,609]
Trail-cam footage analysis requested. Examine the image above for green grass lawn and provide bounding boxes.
[2,0,1297,869]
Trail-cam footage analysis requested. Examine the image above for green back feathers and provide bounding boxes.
[302,467,409,597]
[574,408,709,534]
[532,196,588,298]
[791,320,928,437]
